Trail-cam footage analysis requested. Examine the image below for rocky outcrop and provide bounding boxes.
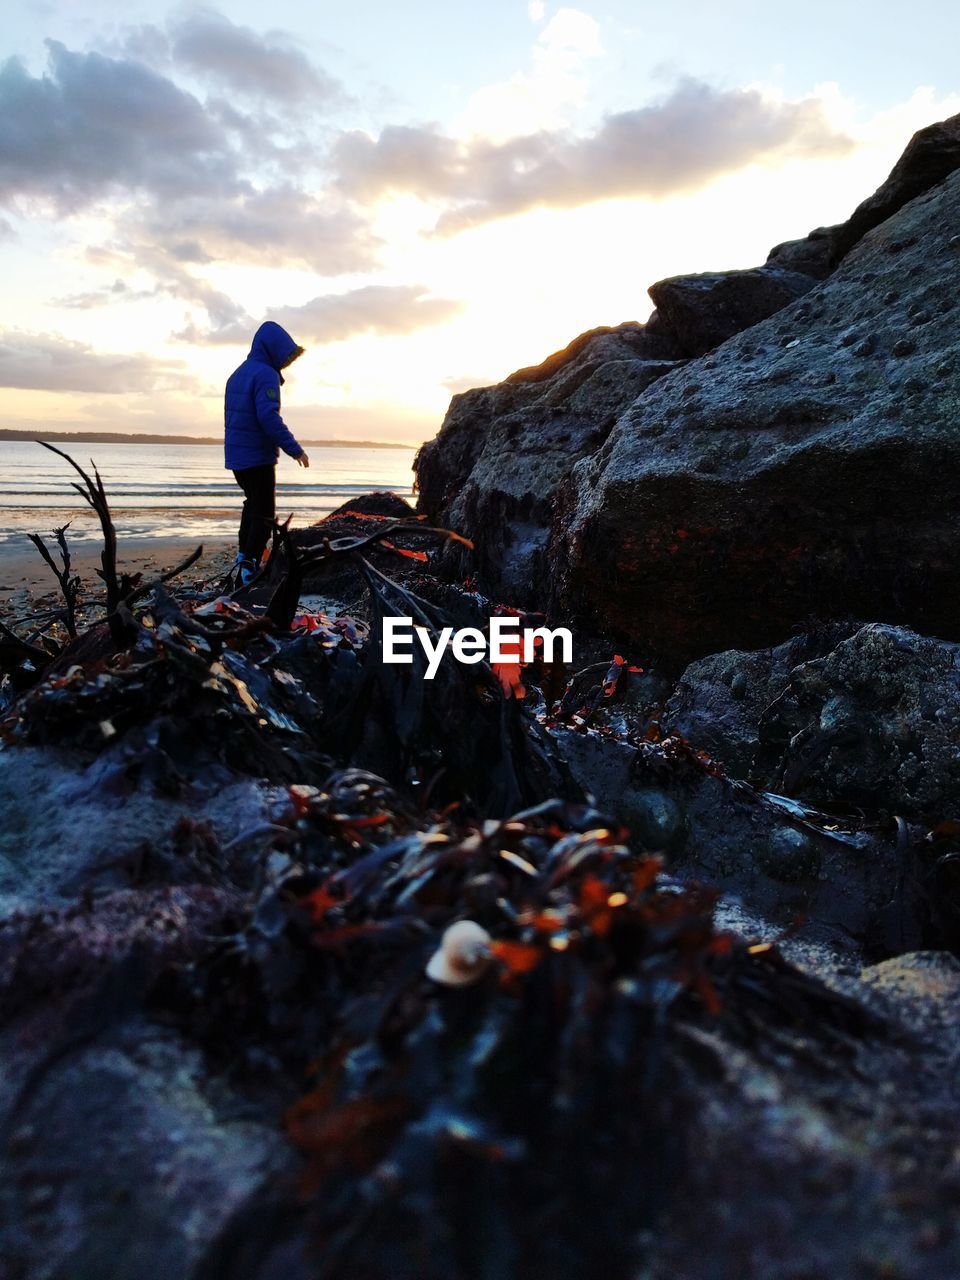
[661,623,860,780]
[646,113,960,360]
[667,623,960,821]
[555,167,960,663]
[831,111,960,260]
[764,225,837,279]
[415,321,683,601]
[415,113,960,641]
[0,883,300,1280]
[646,265,818,357]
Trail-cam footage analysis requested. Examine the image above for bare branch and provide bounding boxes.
[121,545,204,610]
[26,521,80,639]
[38,441,125,644]
[0,618,50,673]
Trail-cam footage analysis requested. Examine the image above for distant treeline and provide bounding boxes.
[0,430,414,449]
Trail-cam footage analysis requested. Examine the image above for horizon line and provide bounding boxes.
[0,429,420,450]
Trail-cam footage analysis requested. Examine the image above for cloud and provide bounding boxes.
[457,7,602,139]
[53,279,154,309]
[137,186,380,273]
[169,11,345,107]
[0,40,242,211]
[0,332,190,393]
[334,78,854,232]
[275,285,464,342]
[185,285,464,345]
[0,32,380,312]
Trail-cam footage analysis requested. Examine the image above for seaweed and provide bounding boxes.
[160,775,879,1280]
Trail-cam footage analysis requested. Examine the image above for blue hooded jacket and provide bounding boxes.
[224,321,305,470]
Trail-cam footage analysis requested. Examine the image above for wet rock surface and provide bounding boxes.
[662,622,860,779]
[416,114,960,663]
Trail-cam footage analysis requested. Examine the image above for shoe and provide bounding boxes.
[234,554,258,586]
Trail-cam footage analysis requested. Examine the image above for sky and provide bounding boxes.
[1,1,959,446]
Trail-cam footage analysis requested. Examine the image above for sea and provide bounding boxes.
[0,441,419,546]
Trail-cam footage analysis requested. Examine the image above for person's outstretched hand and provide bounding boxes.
[297,452,310,468]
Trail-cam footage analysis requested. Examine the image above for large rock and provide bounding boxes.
[647,265,818,357]
[666,623,960,821]
[556,167,960,664]
[648,113,960,359]
[831,111,960,261]
[764,225,838,279]
[662,623,859,779]
[415,114,960,624]
[0,885,301,1280]
[415,322,683,601]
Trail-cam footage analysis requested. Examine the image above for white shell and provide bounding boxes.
[426,920,493,986]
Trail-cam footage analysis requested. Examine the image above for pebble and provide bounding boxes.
[760,826,820,883]
[621,787,684,852]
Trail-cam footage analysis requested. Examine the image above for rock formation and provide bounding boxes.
[415,322,683,600]
[415,113,960,664]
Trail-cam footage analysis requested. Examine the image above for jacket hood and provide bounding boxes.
[249,321,301,374]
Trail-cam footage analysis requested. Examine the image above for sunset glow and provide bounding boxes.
[2,4,958,444]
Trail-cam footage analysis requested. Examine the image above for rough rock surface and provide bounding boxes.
[831,110,960,260]
[415,322,682,601]
[556,167,960,664]
[764,224,837,278]
[0,885,302,1280]
[648,112,960,360]
[662,623,859,779]
[647,264,819,357]
[0,747,274,914]
[415,114,960,647]
[668,623,960,821]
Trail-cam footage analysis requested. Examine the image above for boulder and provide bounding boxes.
[647,265,818,357]
[665,623,960,822]
[645,114,960,359]
[414,322,684,602]
[0,886,300,1280]
[321,490,415,521]
[417,112,960,616]
[761,623,960,820]
[765,225,838,279]
[415,113,960,619]
[830,111,960,261]
[555,167,960,665]
[663,623,859,779]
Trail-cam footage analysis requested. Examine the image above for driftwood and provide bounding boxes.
[38,441,124,644]
[0,446,205,683]
[26,524,80,639]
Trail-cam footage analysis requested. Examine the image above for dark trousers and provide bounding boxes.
[233,464,276,562]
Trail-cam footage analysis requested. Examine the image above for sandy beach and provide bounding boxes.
[0,534,236,619]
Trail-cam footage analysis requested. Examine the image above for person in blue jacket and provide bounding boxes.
[224,320,310,583]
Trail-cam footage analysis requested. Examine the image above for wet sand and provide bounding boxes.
[0,535,236,618]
